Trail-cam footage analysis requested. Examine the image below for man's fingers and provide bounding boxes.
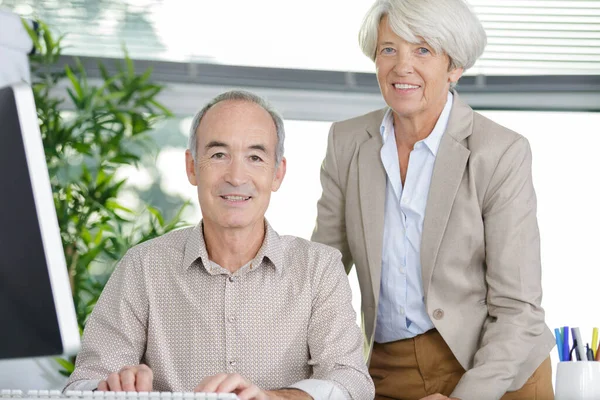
[237,385,265,400]
[119,368,137,392]
[101,365,153,392]
[194,373,262,397]
[135,365,153,391]
[194,373,229,393]
[216,374,250,393]
[106,372,123,392]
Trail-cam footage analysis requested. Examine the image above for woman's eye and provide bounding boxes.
[417,47,430,55]
[381,47,395,55]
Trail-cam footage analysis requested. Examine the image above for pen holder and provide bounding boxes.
[555,361,600,400]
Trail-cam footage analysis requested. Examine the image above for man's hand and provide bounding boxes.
[418,395,456,400]
[97,364,153,392]
[194,374,311,400]
[194,374,268,400]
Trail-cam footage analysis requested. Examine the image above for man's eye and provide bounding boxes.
[250,155,263,162]
[212,152,225,159]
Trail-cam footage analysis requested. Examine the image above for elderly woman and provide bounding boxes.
[311,1,555,399]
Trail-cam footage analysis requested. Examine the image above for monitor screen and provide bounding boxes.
[0,83,80,360]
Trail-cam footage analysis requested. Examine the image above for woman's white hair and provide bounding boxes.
[359,0,487,71]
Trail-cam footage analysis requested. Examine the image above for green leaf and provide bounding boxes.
[80,228,92,243]
[148,99,173,117]
[105,199,134,214]
[55,357,75,373]
[122,45,135,78]
[65,65,83,100]
[98,63,116,88]
[147,205,165,226]
[78,246,105,271]
[138,67,154,84]
[93,228,105,245]
[21,19,41,52]
[74,58,90,95]
[42,26,54,56]
[66,87,81,109]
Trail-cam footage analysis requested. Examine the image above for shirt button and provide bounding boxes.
[399,266,404,274]
[433,308,444,320]
[228,316,236,323]
[399,306,405,315]
[229,360,236,366]
[228,276,236,282]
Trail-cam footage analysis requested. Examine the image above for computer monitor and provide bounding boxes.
[0,83,80,360]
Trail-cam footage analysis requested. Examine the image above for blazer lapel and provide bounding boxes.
[421,93,474,298]
[358,111,387,303]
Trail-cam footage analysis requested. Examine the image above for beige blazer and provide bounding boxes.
[312,92,555,400]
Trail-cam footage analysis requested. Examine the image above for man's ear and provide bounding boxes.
[185,149,198,186]
[271,157,287,192]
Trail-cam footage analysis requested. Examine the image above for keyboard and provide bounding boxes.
[0,391,239,400]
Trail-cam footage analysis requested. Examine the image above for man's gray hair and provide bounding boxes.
[188,90,285,165]
[358,0,487,75]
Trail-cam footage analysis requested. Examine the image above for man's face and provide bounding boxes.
[185,100,286,232]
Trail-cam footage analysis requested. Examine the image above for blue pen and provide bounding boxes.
[563,326,570,361]
[555,328,563,361]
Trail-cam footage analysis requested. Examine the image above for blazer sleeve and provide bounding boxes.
[311,123,354,273]
[451,136,550,399]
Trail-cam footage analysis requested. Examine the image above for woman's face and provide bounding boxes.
[375,15,463,120]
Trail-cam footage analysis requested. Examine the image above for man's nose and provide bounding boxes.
[224,158,248,186]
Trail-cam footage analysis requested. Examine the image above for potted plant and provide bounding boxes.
[24,20,189,376]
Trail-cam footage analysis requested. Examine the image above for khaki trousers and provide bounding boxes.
[369,329,553,400]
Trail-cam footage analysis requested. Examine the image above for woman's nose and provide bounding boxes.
[392,53,414,75]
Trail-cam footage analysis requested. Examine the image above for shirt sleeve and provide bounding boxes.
[287,379,348,400]
[305,249,375,400]
[63,379,101,392]
[65,249,149,389]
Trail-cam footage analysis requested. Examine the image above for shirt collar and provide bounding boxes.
[379,91,454,157]
[182,219,283,275]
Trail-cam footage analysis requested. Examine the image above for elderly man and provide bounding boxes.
[65,90,374,400]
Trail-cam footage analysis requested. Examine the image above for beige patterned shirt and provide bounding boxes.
[66,221,374,399]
